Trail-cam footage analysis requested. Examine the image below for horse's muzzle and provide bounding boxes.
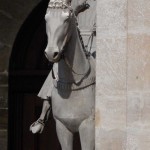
[45,47,62,62]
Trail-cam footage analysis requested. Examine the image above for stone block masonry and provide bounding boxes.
[96,0,150,149]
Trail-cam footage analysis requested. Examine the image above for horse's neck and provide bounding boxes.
[58,25,89,83]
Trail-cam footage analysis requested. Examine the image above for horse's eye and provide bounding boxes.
[64,17,70,23]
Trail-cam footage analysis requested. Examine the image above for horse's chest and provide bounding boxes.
[51,85,95,119]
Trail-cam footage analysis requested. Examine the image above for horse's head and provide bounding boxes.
[44,1,74,62]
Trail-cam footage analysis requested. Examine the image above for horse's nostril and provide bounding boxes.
[53,52,59,58]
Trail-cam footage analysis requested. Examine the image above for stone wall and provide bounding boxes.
[96,0,150,149]
[0,0,40,149]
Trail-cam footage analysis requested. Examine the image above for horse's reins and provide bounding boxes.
[64,56,91,76]
[85,23,96,57]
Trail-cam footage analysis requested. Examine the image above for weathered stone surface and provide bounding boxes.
[0,0,40,21]
[97,0,127,38]
[0,86,8,108]
[0,130,7,150]
[128,0,150,35]
[96,129,126,150]
[126,0,150,149]
[0,45,10,72]
[127,0,150,149]
[96,95,126,129]
[0,72,8,85]
[96,0,127,149]
[141,93,150,124]
[127,129,150,150]
[127,35,150,91]
[97,38,127,96]
[127,92,150,127]
[0,109,8,129]
[127,93,141,126]
[97,0,150,148]
[0,12,17,45]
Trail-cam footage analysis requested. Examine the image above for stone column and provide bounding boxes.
[96,0,150,149]
[96,0,127,149]
[127,0,150,149]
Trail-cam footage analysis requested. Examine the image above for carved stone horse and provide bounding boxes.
[31,1,95,150]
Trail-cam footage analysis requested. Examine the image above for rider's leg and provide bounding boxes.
[56,119,73,150]
[79,117,95,150]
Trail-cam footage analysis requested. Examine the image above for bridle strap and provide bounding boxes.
[65,56,91,84]
[64,56,91,76]
[85,23,96,56]
[59,33,70,55]
[52,68,56,79]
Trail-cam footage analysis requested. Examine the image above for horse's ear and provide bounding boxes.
[74,2,90,16]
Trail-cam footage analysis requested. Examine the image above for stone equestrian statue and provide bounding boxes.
[30,0,95,150]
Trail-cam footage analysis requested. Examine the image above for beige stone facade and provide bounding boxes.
[96,0,150,149]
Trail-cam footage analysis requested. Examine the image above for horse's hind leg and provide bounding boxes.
[56,119,73,150]
[79,117,95,150]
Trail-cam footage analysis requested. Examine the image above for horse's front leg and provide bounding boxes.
[79,117,95,150]
[30,99,51,134]
[56,119,73,150]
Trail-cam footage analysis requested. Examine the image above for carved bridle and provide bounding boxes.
[47,0,72,10]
